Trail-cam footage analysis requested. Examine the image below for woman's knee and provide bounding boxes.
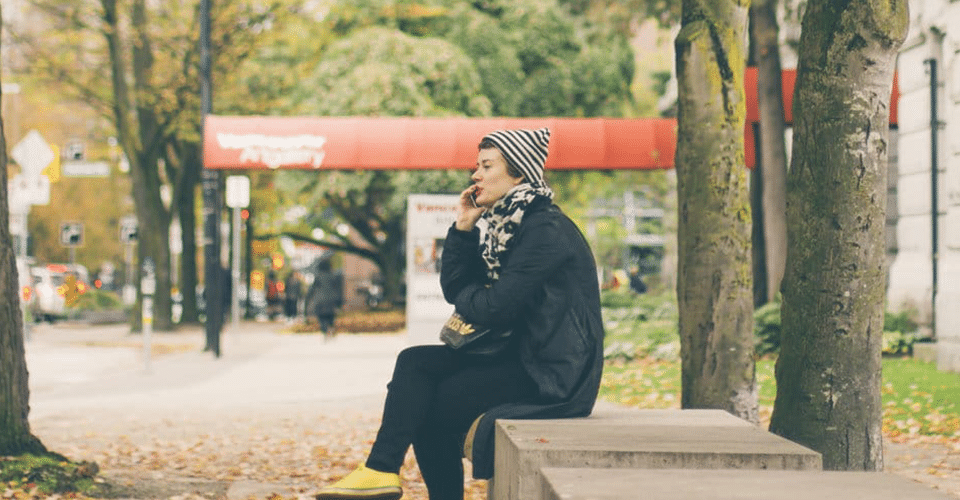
[389,345,453,383]
[395,344,444,367]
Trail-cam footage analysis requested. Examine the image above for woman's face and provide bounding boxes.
[472,147,523,208]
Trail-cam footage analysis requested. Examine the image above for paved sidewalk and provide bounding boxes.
[25,319,413,499]
[21,320,960,500]
[27,320,406,416]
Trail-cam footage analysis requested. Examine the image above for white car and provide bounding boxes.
[30,264,90,322]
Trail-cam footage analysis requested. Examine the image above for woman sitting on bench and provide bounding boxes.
[315,127,606,500]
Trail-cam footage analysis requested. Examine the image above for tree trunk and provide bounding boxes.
[102,0,174,332]
[750,159,768,306]
[380,229,405,305]
[675,0,758,423]
[0,7,48,454]
[751,0,789,303]
[131,149,174,332]
[769,0,908,471]
[173,142,201,324]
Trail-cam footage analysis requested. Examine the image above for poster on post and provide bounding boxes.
[406,194,460,345]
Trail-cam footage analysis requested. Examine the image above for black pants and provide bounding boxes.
[366,345,536,500]
[283,298,298,318]
[316,313,335,333]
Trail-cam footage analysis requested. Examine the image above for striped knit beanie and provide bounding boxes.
[481,127,551,187]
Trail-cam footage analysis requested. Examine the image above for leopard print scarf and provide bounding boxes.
[479,183,554,281]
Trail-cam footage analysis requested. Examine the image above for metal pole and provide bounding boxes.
[143,295,153,372]
[14,207,32,341]
[141,257,156,373]
[232,207,241,326]
[926,58,939,341]
[200,0,222,356]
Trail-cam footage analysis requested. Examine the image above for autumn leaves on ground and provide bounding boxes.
[5,299,960,500]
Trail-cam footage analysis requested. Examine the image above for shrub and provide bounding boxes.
[882,308,920,355]
[754,299,782,356]
[752,301,921,356]
[69,289,124,312]
[882,329,916,356]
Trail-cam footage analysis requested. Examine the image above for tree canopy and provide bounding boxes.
[272,0,640,302]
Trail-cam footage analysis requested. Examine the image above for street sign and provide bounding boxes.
[11,130,55,177]
[64,139,85,161]
[9,173,50,208]
[60,222,84,247]
[119,216,138,243]
[225,175,250,208]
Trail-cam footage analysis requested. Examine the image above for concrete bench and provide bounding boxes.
[540,467,956,500]
[489,404,821,500]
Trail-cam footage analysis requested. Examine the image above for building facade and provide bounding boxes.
[888,0,960,372]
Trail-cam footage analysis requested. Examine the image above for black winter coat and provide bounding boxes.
[439,199,605,479]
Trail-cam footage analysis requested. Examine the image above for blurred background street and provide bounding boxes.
[24,320,457,500]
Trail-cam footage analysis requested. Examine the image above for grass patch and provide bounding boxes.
[602,290,679,361]
[0,454,101,495]
[599,289,960,438]
[601,356,960,438]
[600,359,680,408]
[882,357,960,438]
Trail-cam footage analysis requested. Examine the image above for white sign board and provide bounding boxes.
[406,194,460,345]
[62,160,110,177]
[11,130,54,177]
[9,174,50,209]
[225,175,250,208]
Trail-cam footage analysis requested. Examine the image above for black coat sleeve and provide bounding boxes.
[452,215,573,328]
[439,226,486,305]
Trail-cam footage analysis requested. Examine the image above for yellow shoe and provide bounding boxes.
[315,465,402,500]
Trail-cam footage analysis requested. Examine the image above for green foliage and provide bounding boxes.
[273,0,640,301]
[437,0,636,117]
[883,330,916,356]
[752,301,922,357]
[293,26,491,117]
[27,172,133,275]
[0,455,100,494]
[884,308,919,336]
[753,298,782,356]
[550,170,673,272]
[601,289,678,361]
[882,308,920,356]
[69,289,124,312]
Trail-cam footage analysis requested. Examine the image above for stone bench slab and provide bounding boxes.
[540,468,956,500]
[491,407,821,500]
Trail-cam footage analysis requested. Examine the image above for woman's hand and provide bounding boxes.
[455,185,486,231]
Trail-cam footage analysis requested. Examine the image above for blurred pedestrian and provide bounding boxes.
[306,259,343,338]
[628,266,647,294]
[266,271,282,320]
[283,270,303,323]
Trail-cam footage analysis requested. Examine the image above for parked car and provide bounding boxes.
[30,263,90,322]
